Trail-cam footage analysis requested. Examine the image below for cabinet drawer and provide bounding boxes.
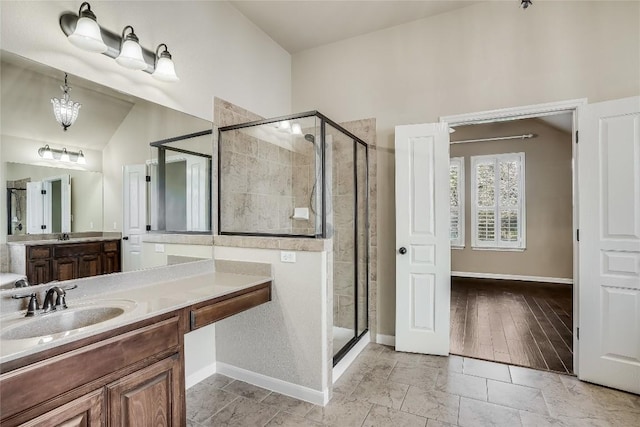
[28,246,51,260]
[0,316,181,420]
[102,241,119,252]
[190,283,271,330]
[54,242,101,258]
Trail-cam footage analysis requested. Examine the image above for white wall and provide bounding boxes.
[0,1,291,122]
[291,1,640,335]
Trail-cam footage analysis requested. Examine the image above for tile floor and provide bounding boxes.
[186,343,640,426]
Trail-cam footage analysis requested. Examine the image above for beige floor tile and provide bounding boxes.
[200,396,279,426]
[200,373,234,389]
[388,363,440,390]
[519,410,612,427]
[463,358,512,383]
[362,404,428,427]
[261,392,316,417]
[306,393,373,426]
[435,371,488,401]
[509,366,566,393]
[426,420,457,427]
[351,375,410,410]
[559,375,640,413]
[266,411,324,426]
[186,384,239,423]
[488,379,549,415]
[458,397,522,427]
[349,354,398,379]
[333,370,365,395]
[222,379,272,401]
[400,386,460,425]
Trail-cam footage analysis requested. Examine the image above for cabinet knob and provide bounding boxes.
[122,236,129,240]
[398,247,407,255]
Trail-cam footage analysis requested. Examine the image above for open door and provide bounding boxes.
[578,96,640,394]
[122,164,146,272]
[395,123,451,355]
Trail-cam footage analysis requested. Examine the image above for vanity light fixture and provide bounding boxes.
[38,145,88,164]
[60,3,179,82]
[115,26,147,70]
[51,73,81,131]
[152,44,179,82]
[67,2,107,53]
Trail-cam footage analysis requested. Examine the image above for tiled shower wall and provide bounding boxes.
[217,102,316,235]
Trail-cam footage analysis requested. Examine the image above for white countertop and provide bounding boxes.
[7,237,121,246]
[0,262,271,366]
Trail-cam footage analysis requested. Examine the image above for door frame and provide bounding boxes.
[440,98,587,375]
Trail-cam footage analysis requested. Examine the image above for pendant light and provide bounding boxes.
[152,44,179,82]
[67,2,107,53]
[51,73,81,131]
[115,26,147,70]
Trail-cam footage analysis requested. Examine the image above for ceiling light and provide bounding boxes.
[521,0,533,9]
[115,26,147,70]
[291,123,302,135]
[67,2,107,53]
[77,150,87,165]
[152,44,179,82]
[51,73,81,131]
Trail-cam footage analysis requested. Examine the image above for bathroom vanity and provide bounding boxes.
[7,238,121,285]
[0,262,271,426]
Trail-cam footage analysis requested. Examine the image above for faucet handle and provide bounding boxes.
[11,293,40,317]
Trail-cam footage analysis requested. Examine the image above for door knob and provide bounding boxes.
[122,236,129,240]
[398,247,407,255]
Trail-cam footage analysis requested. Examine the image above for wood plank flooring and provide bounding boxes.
[450,277,573,374]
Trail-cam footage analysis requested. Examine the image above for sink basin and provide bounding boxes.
[0,300,136,341]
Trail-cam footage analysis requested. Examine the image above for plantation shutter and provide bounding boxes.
[450,157,464,247]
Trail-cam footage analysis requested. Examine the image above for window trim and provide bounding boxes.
[470,152,526,250]
[450,157,465,249]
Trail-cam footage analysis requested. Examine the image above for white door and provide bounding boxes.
[395,123,451,355]
[186,155,209,231]
[26,181,43,234]
[578,96,640,394]
[122,164,147,272]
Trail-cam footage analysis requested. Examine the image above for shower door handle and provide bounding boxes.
[398,247,407,255]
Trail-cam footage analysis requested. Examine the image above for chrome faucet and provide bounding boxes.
[58,233,70,241]
[42,286,67,313]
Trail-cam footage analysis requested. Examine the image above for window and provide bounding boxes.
[450,157,465,248]
[471,152,525,250]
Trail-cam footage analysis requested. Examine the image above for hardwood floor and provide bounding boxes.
[450,277,574,374]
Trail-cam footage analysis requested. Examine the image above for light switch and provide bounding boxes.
[280,251,296,263]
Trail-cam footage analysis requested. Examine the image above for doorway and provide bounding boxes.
[447,113,575,374]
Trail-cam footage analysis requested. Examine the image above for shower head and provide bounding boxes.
[304,134,315,143]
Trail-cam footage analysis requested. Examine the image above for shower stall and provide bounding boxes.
[218,112,369,364]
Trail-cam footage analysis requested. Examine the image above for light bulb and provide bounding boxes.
[77,150,87,165]
[67,2,107,53]
[291,123,302,135]
[61,149,70,162]
[115,26,148,71]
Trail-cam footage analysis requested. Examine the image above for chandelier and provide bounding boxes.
[51,73,81,131]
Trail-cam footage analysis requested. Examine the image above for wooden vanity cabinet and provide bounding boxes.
[26,240,121,285]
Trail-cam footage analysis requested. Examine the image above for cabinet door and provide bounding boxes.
[78,254,102,278]
[27,259,51,285]
[19,388,104,427]
[102,252,120,275]
[53,257,77,282]
[107,354,183,427]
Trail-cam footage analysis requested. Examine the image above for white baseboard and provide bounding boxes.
[333,332,370,383]
[185,362,217,390]
[216,362,329,406]
[452,271,573,285]
[376,334,396,347]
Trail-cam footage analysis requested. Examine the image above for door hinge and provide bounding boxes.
[40,225,46,230]
[146,225,151,231]
[41,189,46,195]
[575,130,579,143]
[145,175,151,182]
[577,327,579,340]
[576,229,579,241]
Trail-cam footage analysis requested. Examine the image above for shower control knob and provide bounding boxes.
[398,247,407,255]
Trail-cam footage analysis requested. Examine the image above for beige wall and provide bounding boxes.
[292,1,640,335]
[450,118,573,279]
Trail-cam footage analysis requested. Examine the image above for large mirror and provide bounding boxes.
[0,50,212,286]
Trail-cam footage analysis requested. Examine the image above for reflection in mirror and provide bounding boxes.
[1,50,212,286]
[149,131,213,233]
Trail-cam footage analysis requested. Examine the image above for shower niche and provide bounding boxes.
[218,111,370,364]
